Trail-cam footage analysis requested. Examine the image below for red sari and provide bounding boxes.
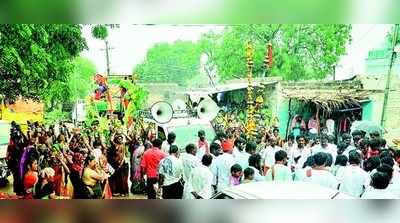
[23,171,38,199]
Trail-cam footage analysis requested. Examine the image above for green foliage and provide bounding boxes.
[42,57,97,110]
[91,25,108,40]
[69,57,97,102]
[44,109,69,125]
[119,80,149,122]
[84,96,99,127]
[203,24,352,81]
[133,40,202,85]
[0,24,87,101]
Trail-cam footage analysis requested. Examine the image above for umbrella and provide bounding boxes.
[350,121,385,135]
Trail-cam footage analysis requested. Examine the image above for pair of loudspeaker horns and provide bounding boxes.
[150,98,220,124]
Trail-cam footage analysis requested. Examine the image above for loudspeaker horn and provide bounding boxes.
[151,101,174,124]
[197,98,220,121]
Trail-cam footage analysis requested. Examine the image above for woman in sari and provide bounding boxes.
[49,151,70,197]
[23,157,39,199]
[65,152,87,198]
[108,134,129,197]
[34,167,58,199]
[82,155,109,199]
[130,143,147,194]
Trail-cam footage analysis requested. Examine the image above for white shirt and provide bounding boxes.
[159,155,183,186]
[288,146,312,169]
[361,187,396,199]
[249,166,265,182]
[263,146,281,168]
[185,165,214,199]
[161,141,174,154]
[326,119,335,136]
[234,150,250,170]
[196,140,209,160]
[303,169,339,190]
[265,164,293,181]
[339,165,370,197]
[180,153,201,183]
[294,167,311,181]
[211,153,235,191]
[283,142,297,153]
[342,145,357,158]
[386,169,400,198]
[333,165,346,182]
[311,144,337,163]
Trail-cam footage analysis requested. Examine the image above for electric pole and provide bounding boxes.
[380,24,399,127]
[101,40,114,75]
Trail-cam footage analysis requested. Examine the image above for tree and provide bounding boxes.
[133,40,203,86]
[91,25,108,40]
[68,57,97,102]
[203,24,352,81]
[0,24,87,101]
[42,57,97,111]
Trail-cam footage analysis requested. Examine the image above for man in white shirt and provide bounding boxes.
[265,150,292,181]
[341,133,357,158]
[362,171,396,199]
[282,134,297,153]
[211,140,236,192]
[288,135,311,170]
[233,138,249,170]
[158,145,184,199]
[376,161,400,199]
[303,152,339,190]
[248,154,265,182]
[180,143,201,198]
[161,132,176,154]
[311,134,337,163]
[339,151,370,197]
[186,154,214,199]
[263,137,282,174]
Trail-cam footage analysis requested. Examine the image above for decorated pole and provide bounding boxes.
[245,42,257,140]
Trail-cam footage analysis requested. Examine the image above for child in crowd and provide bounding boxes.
[229,164,243,186]
[243,168,255,184]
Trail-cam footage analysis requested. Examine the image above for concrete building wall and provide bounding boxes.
[360,75,400,144]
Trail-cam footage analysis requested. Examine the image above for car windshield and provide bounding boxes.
[0,122,10,145]
[168,124,215,149]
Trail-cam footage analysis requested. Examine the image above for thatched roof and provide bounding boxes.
[281,77,370,114]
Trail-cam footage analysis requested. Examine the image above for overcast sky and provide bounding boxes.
[80,24,392,80]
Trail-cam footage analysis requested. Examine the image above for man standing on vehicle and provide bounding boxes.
[141,139,167,199]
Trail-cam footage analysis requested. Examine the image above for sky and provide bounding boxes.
[81,24,392,80]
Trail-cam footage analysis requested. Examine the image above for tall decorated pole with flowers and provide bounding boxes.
[245,42,257,140]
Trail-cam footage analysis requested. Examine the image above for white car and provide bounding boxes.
[212,181,354,199]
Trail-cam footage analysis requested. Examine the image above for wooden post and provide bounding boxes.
[285,98,292,140]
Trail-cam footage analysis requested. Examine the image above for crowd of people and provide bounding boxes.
[144,127,400,199]
[4,118,400,199]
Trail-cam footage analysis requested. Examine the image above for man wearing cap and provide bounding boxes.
[211,139,236,192]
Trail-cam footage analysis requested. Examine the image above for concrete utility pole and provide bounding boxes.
[380,24,399,127]
[101,40,114,75]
